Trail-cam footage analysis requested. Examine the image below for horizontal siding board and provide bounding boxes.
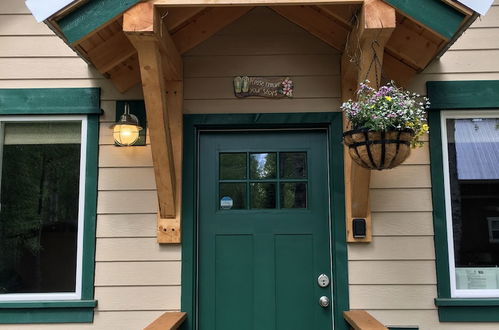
[95,286,180,311]
[348,236,435,260]
[370,165,431,188]
[96,238,181,261]
[0,80,143,100]
[184,76,341,99]
[95,261,181,286]
[97,214,157,238]
[0,3,31,13]
[99,167,155,190]
[183,54,341,77]
[349,261,437,284]
[97,191,158,214]
[425,50,499,73]
[349,285,437,310]
[372,212,434,236]
[99,145,153,167]
[184,98,341,114]
[0,14,52,35]
[470,6,499,28]
[451,28,499,50]
[186,34,337,56]
[370,189,433,212]
[0,36,77,57]
[0,58,100,79]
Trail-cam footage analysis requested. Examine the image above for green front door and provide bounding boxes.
[198,130,333,330]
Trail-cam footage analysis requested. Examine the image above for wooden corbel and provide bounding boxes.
[341,0,396,242]
[123,2,183,243]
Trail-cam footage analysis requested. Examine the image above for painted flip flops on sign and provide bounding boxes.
[233,76,293,98]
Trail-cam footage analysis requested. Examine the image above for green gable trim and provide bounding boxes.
[181,112,349,330]
[384,0,465,39]
[58,0,141,44]
[428,81,499,109]
[427,80,499,323]
[0,88,100,115]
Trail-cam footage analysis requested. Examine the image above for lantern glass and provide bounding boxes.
[113,124,140,146]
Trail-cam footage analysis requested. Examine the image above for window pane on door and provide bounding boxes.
[0,122,81,294]
[250,153,276,179]
[220,153,247,180]
[250,183,276,209]
[280,152,307,179]
[281,183,307,208]
[219,183,246,209]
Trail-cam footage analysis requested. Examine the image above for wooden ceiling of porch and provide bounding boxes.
[49,2,475,93]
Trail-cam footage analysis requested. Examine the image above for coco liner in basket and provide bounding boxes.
[343,128,414,170]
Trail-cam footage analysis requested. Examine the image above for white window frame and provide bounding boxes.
[441,110,499,298]
[0,115,87,301]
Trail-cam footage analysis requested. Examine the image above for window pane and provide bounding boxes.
[219,183,246,209]
[250,183,276,209]
[250,153,276,179]
[281,183,307,208]
[0,122,81,294]
[280,152,307,179]
[220,153,246,180]
[446,118,499,290]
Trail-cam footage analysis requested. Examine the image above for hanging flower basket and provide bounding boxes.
[343,128,414,170]
[341,81,430,170]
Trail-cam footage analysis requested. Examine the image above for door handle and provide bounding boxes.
[319,296,330,308]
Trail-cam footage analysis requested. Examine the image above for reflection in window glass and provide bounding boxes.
[281,183,307,208]
[220,153,247,180]
[219,183,246,209]
[250,183,276,209]
[250,153,276,179]
[0,122,81,294]
[280,152,307,179]
[446,118,499,290]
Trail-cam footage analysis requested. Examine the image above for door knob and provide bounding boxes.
[319,296,330,308]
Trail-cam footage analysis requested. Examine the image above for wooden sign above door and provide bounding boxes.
[233,76,293,98]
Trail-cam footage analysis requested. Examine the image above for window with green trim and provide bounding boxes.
[440,111,499,298]
[0,88,99,323]
[428,80,499,322]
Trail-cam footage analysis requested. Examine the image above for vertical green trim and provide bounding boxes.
[383,0,465,39]
[329,114,349,330]
[428,109,451,298]
[180,113,349,330]
[0,88,101,115]
[81,114,99,301]
[58,0,141,44]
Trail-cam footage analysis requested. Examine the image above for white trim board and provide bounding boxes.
[25,0,77,22]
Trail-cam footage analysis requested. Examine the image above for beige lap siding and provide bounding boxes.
[0,1,179,329]
[354,1,499,329]
[2,0,499,329]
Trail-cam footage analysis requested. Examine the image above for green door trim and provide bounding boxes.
[181,112,349,330]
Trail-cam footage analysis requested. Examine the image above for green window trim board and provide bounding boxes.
[181,112,349,330]
[0,88,99,323]
[427,80,499,322]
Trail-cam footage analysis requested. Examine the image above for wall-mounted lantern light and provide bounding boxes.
[111,102,145,146]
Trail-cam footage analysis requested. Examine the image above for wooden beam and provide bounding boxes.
[124,3,181,235]
[152,0,363,6]
[171,7,254,54]
[108,54,142,93]
[271,5,349,52]
[317,4,360,30]
[341,0,395,243]
[344,310,388,330]
[161,7,206,33]
[144,312,187,330]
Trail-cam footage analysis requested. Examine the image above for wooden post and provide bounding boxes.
[124,3,183,243]
[341,0,395,242]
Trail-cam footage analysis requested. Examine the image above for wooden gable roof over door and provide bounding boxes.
[40,0,478,244]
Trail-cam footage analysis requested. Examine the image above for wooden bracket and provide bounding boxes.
[124,3,183,243]
[341,0,395,243]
